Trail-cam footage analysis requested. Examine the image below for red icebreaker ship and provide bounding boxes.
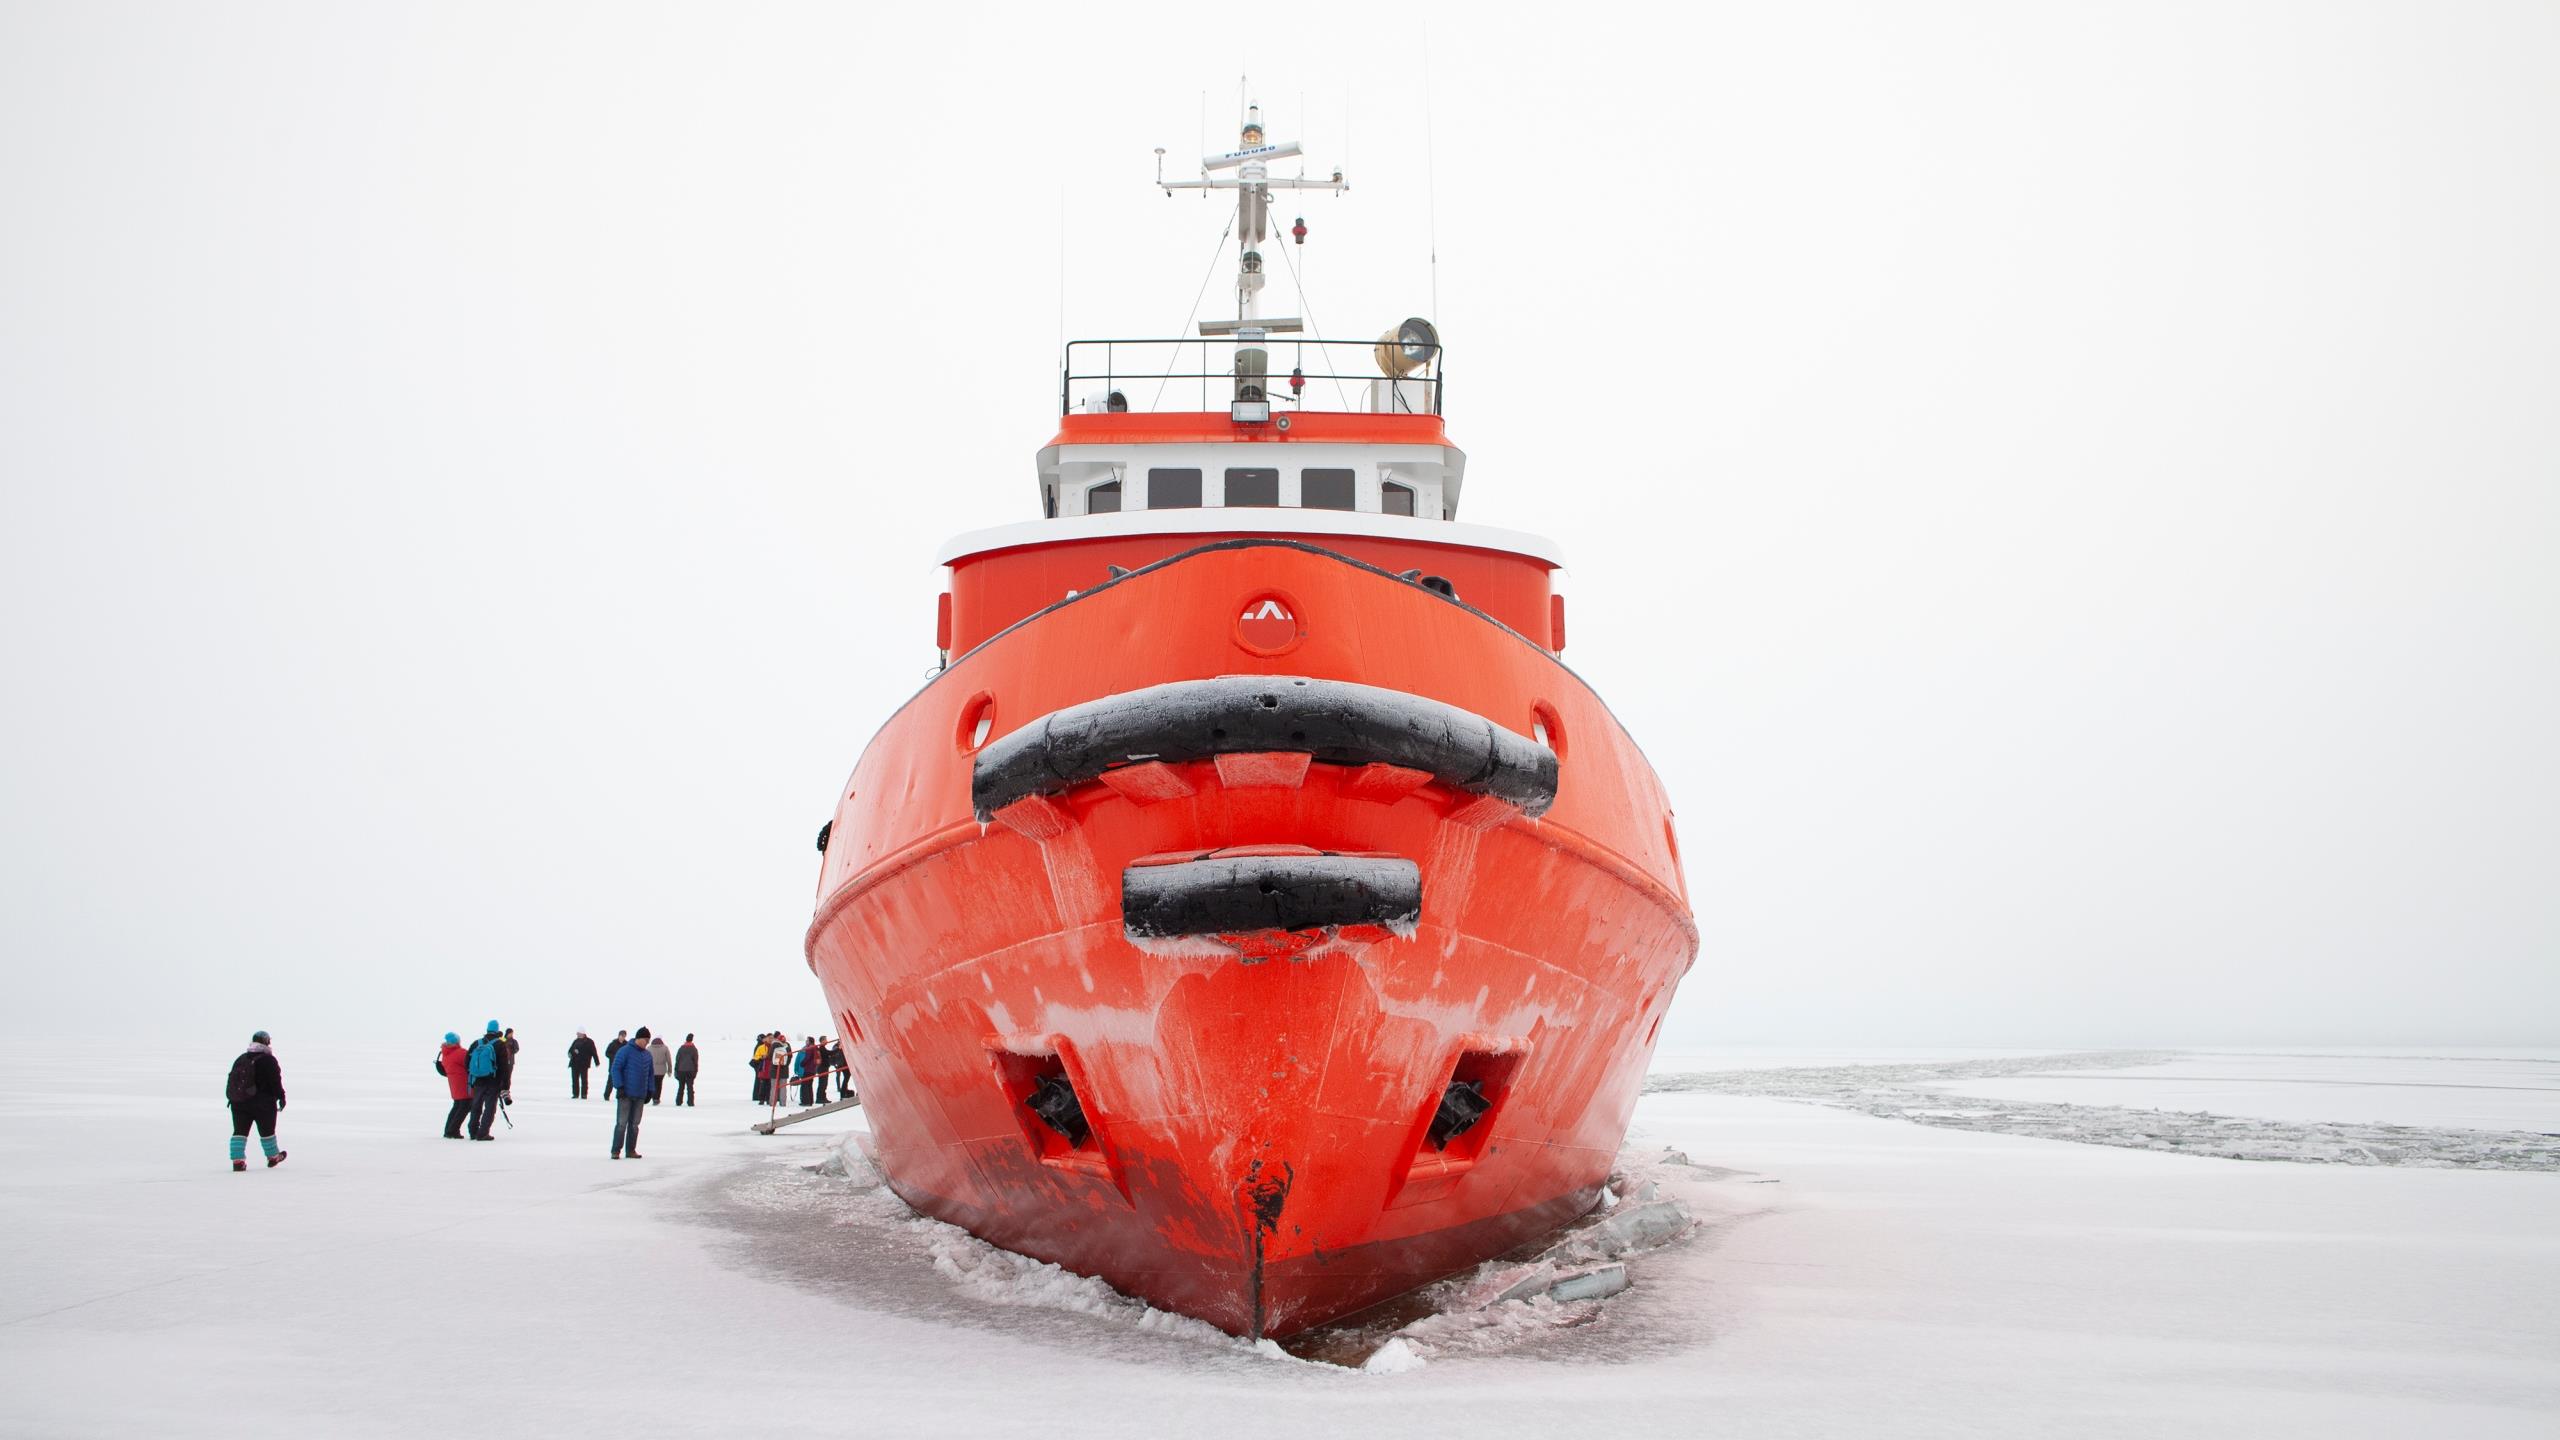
[806,103,1696,1339]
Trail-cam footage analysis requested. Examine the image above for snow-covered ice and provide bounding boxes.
[1926,1049,2560,1131]
[3,1041,2555,1436]
[1646,1049,2560,1170]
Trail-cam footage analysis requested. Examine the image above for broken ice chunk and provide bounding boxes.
[1545,1264,1630,1303]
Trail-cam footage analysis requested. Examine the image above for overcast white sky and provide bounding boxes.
[3,2,2553,1051]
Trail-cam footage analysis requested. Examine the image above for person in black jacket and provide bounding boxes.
[567,1031,599,1098]
[602,1029,629,1100]
[672,1034,700,1106]
[225,1031,288,1171]
[824,1037,850,1100]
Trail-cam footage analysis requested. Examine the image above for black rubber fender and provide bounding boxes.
[1122,853,1424,938]
[972,675,1557,821]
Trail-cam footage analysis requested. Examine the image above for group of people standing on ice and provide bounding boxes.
[435,1022,518,1140]
[565,1029,700,1105]
[750,1033,850,1108]
[221,1023,851,1170]
[429,1021,695,1158]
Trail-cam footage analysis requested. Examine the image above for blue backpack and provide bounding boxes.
[468,1037,498,1080]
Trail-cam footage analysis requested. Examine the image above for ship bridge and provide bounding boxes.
[1042,334,1464,522]
[932,105,1565,659]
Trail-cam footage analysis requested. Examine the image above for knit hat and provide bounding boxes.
[251,1030,271,1044]
[485,1020,502,1034]
[444,1031,460,1045]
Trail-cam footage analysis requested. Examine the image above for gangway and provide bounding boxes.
[751,1058,862,1135]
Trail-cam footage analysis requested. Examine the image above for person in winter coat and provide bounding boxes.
[795,1038,819,1108]
[673,1035,699,1106]
[609,1026,656,1159]
[436,1031,473,1138]
[647,1035,672,1104]
[603,1030,629,1100]
[825,1037,850,1100]
[750,1035,772,1104]
[225,1030,288,1171]
[567,1031,599,1099]
[465,1020,513,1140]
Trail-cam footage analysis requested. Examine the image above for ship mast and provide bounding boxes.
[1161,100,1346,415]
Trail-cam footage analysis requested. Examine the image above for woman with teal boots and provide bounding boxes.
[223,1031,287,1171]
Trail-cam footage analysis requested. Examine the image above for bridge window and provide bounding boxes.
[1087,480,1120,514]
[1381,481,1417,517]
[1224,467,1279,507]
[1148,468,1202,509]
[1302,468,1355,510]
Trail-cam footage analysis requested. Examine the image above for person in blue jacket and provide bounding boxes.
[465,1020,512,1141]
[609,1026,656,1159]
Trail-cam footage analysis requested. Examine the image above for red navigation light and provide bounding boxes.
[1289,367,1305,393]
[1291,216,1307,245]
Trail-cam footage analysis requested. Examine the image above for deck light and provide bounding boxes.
[1376,317,1440,377]
[1231,400,1271,424]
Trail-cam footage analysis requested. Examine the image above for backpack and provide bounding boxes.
[467,1037,498,1080]
[226,1052,260,1105]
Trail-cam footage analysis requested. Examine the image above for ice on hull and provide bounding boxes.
[826,867,1685,1338]
[808,533,1695,1337]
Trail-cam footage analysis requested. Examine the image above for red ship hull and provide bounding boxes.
[809,538,1694,1338]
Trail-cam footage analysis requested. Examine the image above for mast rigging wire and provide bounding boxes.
[1148,210,1240,412]
[1272,234,1354,412]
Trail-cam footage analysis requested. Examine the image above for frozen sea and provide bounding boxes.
[2,1042,2554,1437]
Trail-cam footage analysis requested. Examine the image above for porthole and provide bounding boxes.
[957,693,997,754]
[1530,701,1566,758]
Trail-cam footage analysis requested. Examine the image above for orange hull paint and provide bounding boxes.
[809,536,1694,1338]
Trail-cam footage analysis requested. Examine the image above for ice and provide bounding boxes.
[787,1131,1234,1346]
[923,1226,1235,1344]
[1576,1197,1689,1253]
[1646,1049,2560,1171]
[1926,1050,2560,1131]
[5,1040,2557,1436]
[1361,1338,1427,1374]
[1545,1264,1629,1303]
[775,1132,1704,1368]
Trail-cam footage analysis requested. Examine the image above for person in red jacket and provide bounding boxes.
[435,1031,472,1139]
